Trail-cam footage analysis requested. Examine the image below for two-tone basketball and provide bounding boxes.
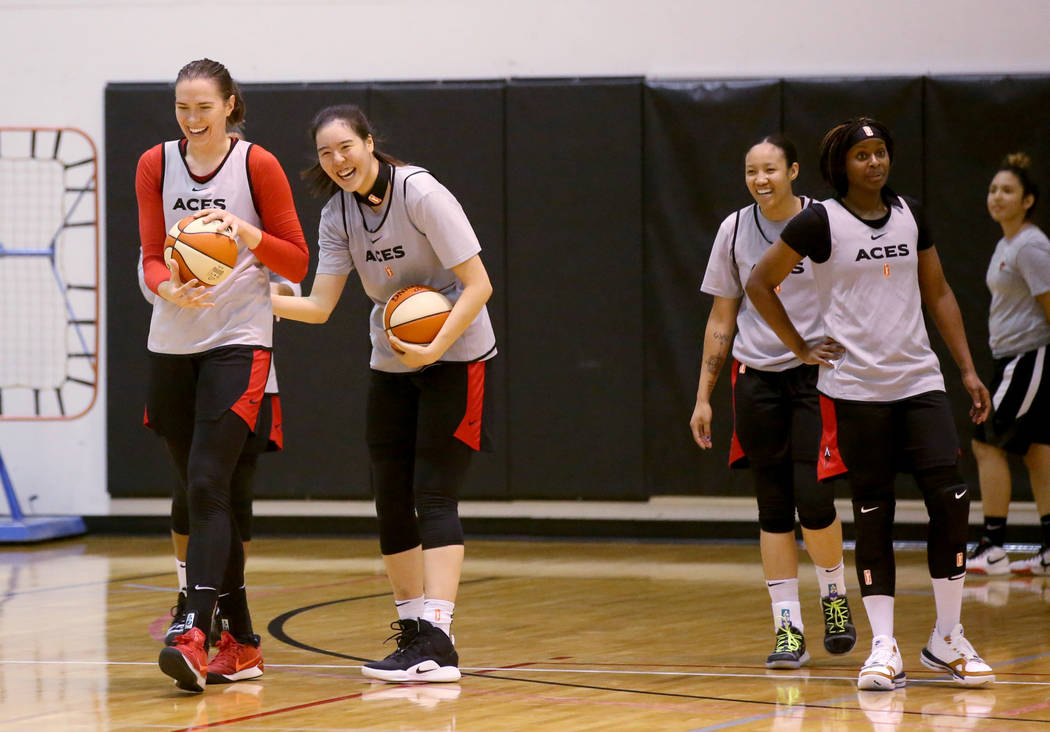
[383,285,453,345]
[163,215,238,287]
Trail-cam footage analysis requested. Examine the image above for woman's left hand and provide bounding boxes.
[195,208,261,249]
[962,370,992,424]
[389,336,442,369]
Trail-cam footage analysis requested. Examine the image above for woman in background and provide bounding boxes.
[968,153,1050,577]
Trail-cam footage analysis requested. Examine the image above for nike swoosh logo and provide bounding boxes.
[987,555,1006,564]
[249,398,260,405]
[955,490,967,499]
[870,232,888,240]
[370,236,382,243]
[395,600,411,607]
[859,506,878,513]
[191,186,206,192]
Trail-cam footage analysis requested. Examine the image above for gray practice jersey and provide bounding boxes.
[784,196,945,402]
[701,198,821,371]
[986,224,1050,358]
[139,254,297,393]
[316,165,497,373]
[148,139,272,355]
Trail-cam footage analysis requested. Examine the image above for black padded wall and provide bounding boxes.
[642,79,781,496]
[106,74,1049,505]
[505,78,646,499]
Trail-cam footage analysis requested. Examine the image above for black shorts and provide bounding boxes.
[833,390,959,482]
[144,345,271,439]
[973,344,1050,454]
[731,363,821,468]
[729,362,845,478]
[366,361,493,451]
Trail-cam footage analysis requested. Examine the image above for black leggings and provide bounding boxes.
[164,410,249,630]
[371,439,472,555]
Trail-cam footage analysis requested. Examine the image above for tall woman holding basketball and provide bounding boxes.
[747,117,994,690]
[273,105,495,683]
[968,153,1050,576]
[137,58,308,692]
[691,135,856,669]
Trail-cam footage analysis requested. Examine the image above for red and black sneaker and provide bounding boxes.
[159,626,208,692]
[207,631,264,684]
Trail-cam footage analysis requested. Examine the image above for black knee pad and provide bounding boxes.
[793,461,837,531]
[916,465,969,578]
[851,488,896,596]
[752,462,796,534]
[413,444,469,550]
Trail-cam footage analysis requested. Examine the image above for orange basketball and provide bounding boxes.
[383,285,453,345]
[163,215,238,287]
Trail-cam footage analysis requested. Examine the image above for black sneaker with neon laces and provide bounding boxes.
[766,623,810,669]
[362,618,460,682]
[821,594,857,654]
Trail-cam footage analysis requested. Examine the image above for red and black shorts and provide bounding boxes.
[973,344,1050,454]
[729,361,846,480]
[366,360,493,451]
[144,345,271,441]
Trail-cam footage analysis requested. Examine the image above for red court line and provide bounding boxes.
[171,689,368,731]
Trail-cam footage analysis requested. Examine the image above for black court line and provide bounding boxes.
[267,578,1050,725]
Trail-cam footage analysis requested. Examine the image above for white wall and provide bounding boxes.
[1,0,1047,516]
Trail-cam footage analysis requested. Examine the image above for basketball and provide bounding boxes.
[163,215,238,287]
[383,285,453,345]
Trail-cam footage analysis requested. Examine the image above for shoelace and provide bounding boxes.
[865,641,898,669]
[383,620,419,654]
[211,633,239,664]
[946,629,980,661]
[775,626,803,653]
[823,597,850,633]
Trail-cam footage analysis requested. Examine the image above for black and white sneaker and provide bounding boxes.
[362,618,460,682]
[821,594,857,654]
[766,623,810,669]
[164,591,189,646]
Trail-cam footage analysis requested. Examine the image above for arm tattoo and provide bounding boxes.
[713,331,732,347]
[705,354,725,374]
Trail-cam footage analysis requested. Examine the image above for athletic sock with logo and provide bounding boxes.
[861,594,894,638]
[767,578,802,631]
[422,599,455,637]
[815,561,847,599]
[395,595,424,621]
[932,575,964,637]
[217,585,256,642]
[982,516,1007,547]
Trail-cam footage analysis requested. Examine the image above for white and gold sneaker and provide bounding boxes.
[920,624,995,687]
[858,635,905,691]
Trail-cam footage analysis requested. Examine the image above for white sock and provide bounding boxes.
[767,578,802,631]
[422,598,454,636]
[931,576,964,637]
[815,560,847,599]
[175,558,187,594]
[394,595,424,621]
[862,595,895,639]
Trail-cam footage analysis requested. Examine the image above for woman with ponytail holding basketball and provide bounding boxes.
[747,117,994,691]
[691,135,856,670]
[136,58,308,692]
[272,104,495,683]
[968,153,1050,577]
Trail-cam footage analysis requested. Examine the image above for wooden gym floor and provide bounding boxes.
[0,535,1047,731]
